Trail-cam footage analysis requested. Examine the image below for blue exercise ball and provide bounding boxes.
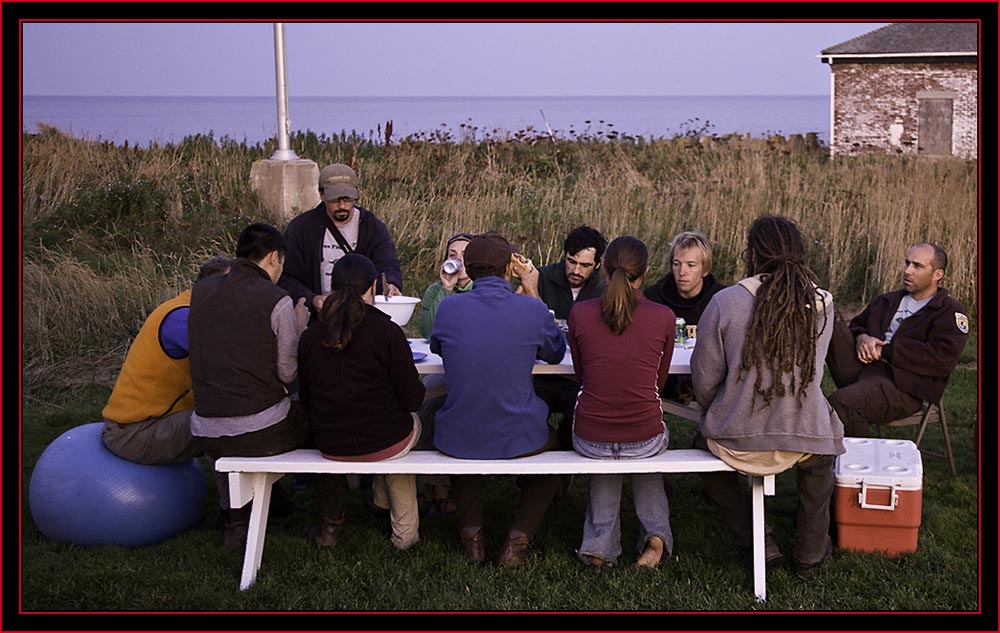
[29,422,206,547]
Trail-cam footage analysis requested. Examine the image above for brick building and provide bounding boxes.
[820,22,978,158]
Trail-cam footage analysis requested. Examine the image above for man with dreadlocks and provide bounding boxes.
[690,215,844,580]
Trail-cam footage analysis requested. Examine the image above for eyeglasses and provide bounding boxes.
[447,232,475,246]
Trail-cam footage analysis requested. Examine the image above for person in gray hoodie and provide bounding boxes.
[690,215,844,580]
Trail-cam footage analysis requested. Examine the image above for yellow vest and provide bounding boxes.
[102,291,195,424]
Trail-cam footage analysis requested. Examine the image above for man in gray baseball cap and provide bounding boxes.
[279,163,404,320]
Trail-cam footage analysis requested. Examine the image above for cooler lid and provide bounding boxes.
[835,438,923,489]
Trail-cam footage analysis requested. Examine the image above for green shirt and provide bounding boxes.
[419,279,473,337]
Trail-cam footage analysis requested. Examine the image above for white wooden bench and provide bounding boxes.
[216,449,777,600]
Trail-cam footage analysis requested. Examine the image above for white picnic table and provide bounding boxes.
[408,338,693,375]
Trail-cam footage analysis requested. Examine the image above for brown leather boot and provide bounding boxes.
[309,514,345,548]
[497,535,532,568]
[223,507,252,551]
[459,528,485,565]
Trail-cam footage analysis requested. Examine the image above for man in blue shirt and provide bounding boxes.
[430,231,567,567]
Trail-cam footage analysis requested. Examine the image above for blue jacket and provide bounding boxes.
[430,276,566,458]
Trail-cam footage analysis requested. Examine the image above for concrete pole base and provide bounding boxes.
[250,159,320,222]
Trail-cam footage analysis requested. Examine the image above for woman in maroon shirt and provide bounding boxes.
[298,253,425,551]
[567,236,676,568]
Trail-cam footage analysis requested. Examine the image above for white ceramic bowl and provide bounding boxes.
[373,295,420,326]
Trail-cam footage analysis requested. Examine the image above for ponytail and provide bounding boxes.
[321,289,368,352]
[599,236,648,335]
[321,253,379,352]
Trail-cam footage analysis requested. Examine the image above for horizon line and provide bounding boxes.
[24,93,831,100]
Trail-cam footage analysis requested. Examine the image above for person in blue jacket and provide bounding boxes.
[430,231,568,568]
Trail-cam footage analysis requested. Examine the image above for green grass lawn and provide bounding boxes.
[19,362,982,620]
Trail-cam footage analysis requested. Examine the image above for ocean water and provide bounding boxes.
[22,94,830,147]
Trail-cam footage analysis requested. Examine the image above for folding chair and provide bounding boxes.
[882,398,956,476]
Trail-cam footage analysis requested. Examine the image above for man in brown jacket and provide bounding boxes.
[826,242,970,437]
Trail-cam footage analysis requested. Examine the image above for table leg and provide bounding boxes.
[750,475,767,602]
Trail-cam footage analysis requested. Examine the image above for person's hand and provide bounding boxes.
[855,333,887,364]
[312,293,327,313]
[294,297,310,334]
[517,264,540,299]
[386,283,402,298]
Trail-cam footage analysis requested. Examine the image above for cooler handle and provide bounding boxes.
[858,481,899,511]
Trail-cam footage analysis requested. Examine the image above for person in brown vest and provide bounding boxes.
[188,223,310,550]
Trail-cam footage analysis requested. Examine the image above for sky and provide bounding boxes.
[21,21,893,98]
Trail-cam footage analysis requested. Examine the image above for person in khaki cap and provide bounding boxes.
[279,163,404,322]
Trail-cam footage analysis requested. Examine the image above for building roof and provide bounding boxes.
[821,22,978,56]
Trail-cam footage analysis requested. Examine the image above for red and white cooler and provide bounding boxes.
[833,437,924,555]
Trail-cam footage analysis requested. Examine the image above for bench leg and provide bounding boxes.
[237,472,283,591]
[750,475,767,602]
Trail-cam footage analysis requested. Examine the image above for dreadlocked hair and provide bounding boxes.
[320,288,368,352]
[739,215,828,408]
[600,236,648,335]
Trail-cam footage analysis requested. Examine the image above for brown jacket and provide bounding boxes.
[849,288,969,402]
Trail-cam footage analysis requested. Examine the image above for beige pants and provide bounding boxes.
[371,415,422,550]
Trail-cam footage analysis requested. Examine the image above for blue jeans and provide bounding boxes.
[573,427,673,565]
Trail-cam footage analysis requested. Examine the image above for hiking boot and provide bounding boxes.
[459,528,486,565]
[497,535,532,568]
[309,515,345,548]
[793,539,834,580]
[223,507,251,551]
[737,533,784,570]
[223,519,249,552]
[765,533,785,570]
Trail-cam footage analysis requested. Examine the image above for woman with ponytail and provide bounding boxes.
[567,236,677,569]
[297,253,426,551]
[691,215,844,580]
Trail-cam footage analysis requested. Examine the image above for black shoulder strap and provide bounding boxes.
[320,212,353,254]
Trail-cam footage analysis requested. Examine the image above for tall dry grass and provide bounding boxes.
[20,127,978,391]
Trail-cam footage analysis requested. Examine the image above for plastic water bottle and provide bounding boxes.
[675,317,687,345]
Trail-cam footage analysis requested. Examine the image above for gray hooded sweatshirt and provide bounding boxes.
[691,275,845,457]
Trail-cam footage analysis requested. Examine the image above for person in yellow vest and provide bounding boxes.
[101,256,233,463]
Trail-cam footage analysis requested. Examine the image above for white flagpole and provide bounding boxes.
[270,23,298,160]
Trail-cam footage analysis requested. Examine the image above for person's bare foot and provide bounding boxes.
[633,535,665,569]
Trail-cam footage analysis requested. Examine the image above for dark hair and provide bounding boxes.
[235,223,285,262]
[320,254,378,352]
[196,255,233,281]
[916,242,948,272]
[600,236,648,335]
[740,215,827,407]
[564,225,608,264]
